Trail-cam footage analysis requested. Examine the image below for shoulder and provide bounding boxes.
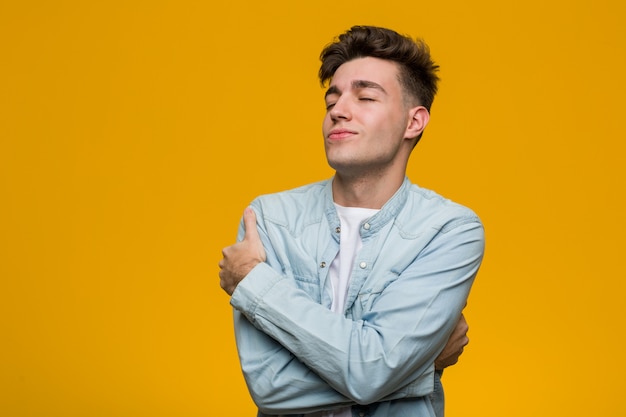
[249,180,330,229]
[399,182,483,235]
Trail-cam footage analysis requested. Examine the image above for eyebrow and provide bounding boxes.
[325,80,388,99]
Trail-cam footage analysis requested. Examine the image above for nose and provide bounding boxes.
[329,97,351,122]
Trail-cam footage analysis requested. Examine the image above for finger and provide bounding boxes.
[455,314,468,334]
[242,207,261,242]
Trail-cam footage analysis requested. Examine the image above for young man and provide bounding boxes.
[219,26,485,417]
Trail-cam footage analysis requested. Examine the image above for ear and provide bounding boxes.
[404,106,430,140]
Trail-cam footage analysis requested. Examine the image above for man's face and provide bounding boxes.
[322,57,416,177]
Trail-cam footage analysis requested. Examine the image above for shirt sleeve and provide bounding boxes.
[232,206,485,413]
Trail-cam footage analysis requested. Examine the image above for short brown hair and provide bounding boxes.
[319,26,440,111]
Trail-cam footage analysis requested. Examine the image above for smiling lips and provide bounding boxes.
[328,128,357,140]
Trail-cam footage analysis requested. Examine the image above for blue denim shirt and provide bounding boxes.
[230,177,485,417]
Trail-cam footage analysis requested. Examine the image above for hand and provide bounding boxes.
[219,207,267,296]
[435,314,469,371]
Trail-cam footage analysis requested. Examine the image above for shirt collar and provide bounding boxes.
[323,177,410,237]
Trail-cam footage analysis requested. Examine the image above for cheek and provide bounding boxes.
[322,114,332,133]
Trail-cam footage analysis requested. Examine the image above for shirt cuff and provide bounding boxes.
[230,262,283,322]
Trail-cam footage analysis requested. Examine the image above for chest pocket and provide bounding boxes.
[347,272,398,319]
[292,273,322,303]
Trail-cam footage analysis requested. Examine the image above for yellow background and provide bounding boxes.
[1,1,625,416]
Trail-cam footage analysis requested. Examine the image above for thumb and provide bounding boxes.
[242,207,261,242]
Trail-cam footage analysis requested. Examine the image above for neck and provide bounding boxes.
[332,171,405,209]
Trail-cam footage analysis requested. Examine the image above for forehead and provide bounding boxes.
[329,57,402,91]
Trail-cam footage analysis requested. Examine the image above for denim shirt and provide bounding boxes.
[230,177,485,417]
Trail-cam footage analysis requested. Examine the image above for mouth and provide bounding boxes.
[328,128,357,140]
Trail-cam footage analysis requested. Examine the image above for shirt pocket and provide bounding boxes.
[353,272,399,315]
[292,274,322,303]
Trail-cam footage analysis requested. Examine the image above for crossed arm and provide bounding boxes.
[219,208,477,413]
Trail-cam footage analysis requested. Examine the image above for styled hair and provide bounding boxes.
[319,26,440,111]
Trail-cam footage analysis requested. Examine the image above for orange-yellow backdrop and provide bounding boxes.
[1,1,625,416]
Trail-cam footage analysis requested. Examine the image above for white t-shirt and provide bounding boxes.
[310,204,379,417]
[329,204,379,314]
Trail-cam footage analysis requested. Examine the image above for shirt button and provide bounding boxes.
[320,262,326,268]
[359,261,367,269]
[335,226,341,233]
[363,223,371,230]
